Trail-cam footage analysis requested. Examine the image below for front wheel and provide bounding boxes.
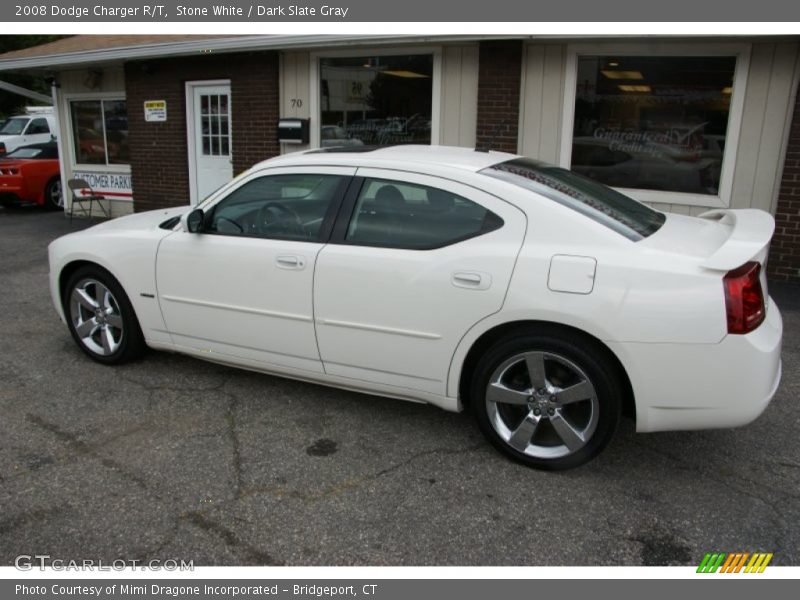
[63,266,145,364]
[470,330,621,470]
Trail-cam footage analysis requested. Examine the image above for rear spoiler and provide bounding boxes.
[698,209,775,271]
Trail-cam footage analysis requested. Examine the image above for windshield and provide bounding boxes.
[5,147,46,159]
[481,158,665,241]
[0,118,30,136]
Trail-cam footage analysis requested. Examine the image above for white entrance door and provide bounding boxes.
[191,84,233,203]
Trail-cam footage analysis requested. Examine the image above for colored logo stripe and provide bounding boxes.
[697,553,726,573]
[697,552,773,573]
[745,553,773,573]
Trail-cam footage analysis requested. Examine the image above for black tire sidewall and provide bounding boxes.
[45,177,62,211]
[470,331,621,471]
[63,266,145,364]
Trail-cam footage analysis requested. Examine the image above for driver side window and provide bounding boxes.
[207,173,346,241]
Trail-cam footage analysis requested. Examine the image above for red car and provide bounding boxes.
[0,141,62,209]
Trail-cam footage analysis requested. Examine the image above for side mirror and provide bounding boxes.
[185,208,205,233]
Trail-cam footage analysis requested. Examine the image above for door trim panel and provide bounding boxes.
[161,294,313,322]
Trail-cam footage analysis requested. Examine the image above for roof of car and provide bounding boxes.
[264,145,519,173]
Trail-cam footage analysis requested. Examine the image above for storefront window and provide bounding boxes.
[570,56,736,196]
[70,99,129,165]
[320,54,433,147]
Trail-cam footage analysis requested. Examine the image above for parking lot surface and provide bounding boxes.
[1,207,798,566]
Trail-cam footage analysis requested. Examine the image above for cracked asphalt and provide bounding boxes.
[1,207,799,566]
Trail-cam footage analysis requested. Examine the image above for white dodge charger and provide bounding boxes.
[48,146,783,470]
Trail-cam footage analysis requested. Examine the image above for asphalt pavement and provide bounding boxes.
[1,206,798,566]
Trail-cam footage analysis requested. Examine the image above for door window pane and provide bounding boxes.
[571,56,736,195]
[208,174,345,241]
[26,118,50,135]
[346,178,503,249]
[320,54,433,147]
[103,100,129,164]
[199,93,230,157]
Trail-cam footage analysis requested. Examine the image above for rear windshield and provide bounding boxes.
[0,118,29,136]
[481,158,665,240]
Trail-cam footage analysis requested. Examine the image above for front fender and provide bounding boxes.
[48,229,173,346]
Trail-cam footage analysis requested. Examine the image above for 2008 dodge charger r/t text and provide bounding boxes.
[47,145,783,470]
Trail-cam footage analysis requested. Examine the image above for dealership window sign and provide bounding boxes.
[144,100,167,122]
[560,43,750,208]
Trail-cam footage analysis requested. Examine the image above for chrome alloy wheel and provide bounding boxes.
[69,278,125,356]
[485,351,599,459]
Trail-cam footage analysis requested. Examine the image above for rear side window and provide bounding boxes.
[345,178,503,249]
[482,158,665,240]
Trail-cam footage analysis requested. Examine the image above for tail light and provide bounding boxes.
[723,261,765,334]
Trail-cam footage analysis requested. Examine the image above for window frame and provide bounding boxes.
[65,92,129,172]
[559,42,751,208]
[309,46,443,150]
[329,171,505,251]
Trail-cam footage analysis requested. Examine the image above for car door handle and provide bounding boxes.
[452,271,491,290]
[275,255,306,270]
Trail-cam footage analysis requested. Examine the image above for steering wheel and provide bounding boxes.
[256,201,305,237]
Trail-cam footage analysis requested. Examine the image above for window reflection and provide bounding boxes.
[320,54,433,147]
[571,56,736,195]
[70,99,129,166]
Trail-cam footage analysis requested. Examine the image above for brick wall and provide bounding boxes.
[475,40,523,153]
[124,51,279,212]
[768,87,800,283]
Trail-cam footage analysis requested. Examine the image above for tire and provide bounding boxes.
[44,177,64,211]
[470,328,621,470]
[63,265,146,365]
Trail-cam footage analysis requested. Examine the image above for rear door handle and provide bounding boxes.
[452,271,491,290]
[275,255,306,270]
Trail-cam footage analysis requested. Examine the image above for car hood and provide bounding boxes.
[0,159,25,167]
[85,205,189,233]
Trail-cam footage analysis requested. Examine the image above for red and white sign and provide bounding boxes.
[72,171,133,201]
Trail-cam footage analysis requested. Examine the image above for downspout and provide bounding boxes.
[49,77,68,216]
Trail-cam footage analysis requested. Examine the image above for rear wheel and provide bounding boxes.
[63,266,145,364]
[470,329,621,470]
[45,177,63,210]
